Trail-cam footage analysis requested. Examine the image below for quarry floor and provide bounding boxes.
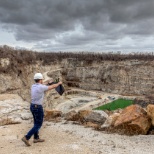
[1,120,154,154]
[0,88,152,154]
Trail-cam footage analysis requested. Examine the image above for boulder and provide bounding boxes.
[64,110,79,121]
[84,122,100,130]
[134,97,150,108]
[78,110,92,123]
[0,116,21,126]
[114,105,151,135]
[84,110,108,124]
[44,109,62,121]
[20,112,32,120]
[101,113,120,128]
[147,104,154,126]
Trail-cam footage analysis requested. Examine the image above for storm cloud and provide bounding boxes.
[0,0,154,51]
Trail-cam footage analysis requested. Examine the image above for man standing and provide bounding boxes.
[22,73,62,146]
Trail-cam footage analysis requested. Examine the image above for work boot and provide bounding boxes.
[22,136,31,146]
[33,138,45,143]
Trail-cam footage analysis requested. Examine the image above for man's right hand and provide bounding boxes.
[48,81,62,90]
[58,81,62,85]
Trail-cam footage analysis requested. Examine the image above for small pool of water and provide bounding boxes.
[94,99,134,111]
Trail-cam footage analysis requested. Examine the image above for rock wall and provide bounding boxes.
[0,57,62,102]
[1,57,154,101]
[63,58,154,96]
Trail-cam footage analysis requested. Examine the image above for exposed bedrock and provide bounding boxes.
[1,57,154,103]
[63,59,154,96]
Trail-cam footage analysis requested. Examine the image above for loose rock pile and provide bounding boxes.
[45,104,154,136]
[1,94,154,136]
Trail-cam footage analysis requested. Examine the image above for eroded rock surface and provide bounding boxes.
[1,58,154,103]
[63,59,154,96]
[0,94,31,126]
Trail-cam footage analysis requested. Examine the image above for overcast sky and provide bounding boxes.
[0,0,154,52]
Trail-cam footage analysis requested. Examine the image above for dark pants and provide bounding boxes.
[26,104,44,140]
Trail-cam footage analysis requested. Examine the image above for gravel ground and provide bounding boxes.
[1,120,154,154]
[0,121,94,154]
[50,121,154,154]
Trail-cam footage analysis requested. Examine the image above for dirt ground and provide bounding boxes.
[0,122,95,154]
[1,120,154,154]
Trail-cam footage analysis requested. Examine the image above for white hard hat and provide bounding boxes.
[34,73,44,80]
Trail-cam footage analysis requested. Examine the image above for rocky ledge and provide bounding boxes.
[0,94,32,126]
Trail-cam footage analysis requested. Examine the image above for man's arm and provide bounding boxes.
[47,81,62,90]
[43,79,53,85]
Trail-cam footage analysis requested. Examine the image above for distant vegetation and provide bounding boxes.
[94,99,134,111]
[1,45,154,73]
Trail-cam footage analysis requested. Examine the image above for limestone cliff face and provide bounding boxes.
[1,57,154,100]
[63,59,154,96]
[0,57,61,102]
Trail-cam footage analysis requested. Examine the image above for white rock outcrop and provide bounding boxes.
[0,94,32,126]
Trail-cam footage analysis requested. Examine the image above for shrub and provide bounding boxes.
[1,45,154,73]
